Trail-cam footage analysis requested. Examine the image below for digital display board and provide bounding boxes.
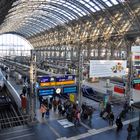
[38,75,76,87]
[38,88,55,96]
[38,76,55,83]
[63,86,77,94]
[56,75,75,82]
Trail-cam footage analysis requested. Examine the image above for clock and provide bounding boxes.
[56,88,61,94]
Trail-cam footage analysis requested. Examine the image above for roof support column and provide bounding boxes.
[97,41,102,59]
[125,37,136,103]
[77,41,83,108]
[29,50,37,123]
[110,42,115,59]
[87,43,91,60]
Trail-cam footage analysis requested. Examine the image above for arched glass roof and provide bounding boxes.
[0,0,124,38]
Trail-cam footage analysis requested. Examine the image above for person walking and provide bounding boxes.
[116,116,123,132]
[109,112,114,126]
[40,103,47,118]
[127,123,133,140]
[99,101,104,113]
[74,110,80,127]
[53,98,58,112]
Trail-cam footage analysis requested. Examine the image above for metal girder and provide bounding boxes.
[40,7,74,21]
[0,0,124,38]
[17,27,40,37]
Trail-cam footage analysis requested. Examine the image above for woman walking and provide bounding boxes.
[40,103,47,118]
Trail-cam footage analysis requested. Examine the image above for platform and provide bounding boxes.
[0,71,139,140]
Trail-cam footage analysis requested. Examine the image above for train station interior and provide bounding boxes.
[0,0,140,140]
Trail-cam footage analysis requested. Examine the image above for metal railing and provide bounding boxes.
[0,115,30,129]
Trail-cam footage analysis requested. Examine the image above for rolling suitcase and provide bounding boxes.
[102,112,108,119]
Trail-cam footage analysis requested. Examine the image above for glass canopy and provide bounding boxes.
[0,0,123,37]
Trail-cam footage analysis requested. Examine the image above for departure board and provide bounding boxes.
[39,75,75,87]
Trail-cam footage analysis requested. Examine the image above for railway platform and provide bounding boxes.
[0,70,139,140]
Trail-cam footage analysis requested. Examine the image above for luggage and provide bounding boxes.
[102,112,108,119]
[46,110,49,118]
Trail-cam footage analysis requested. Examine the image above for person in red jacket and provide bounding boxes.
[20,93,27,114]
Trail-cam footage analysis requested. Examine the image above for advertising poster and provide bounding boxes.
[90,60,127,77]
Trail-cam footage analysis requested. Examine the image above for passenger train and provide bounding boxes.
[0,70,4,89]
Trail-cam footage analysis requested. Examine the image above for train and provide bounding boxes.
[0,70,4,89]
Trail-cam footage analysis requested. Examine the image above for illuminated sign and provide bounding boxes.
[133,79,140,84]
[63,86,77,94]
[38,76,55,83]
[39,75,76,87]
[56,80,75,86]
[38,88,55,96]
[56,75,75,82]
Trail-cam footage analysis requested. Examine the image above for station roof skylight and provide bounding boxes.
[0,0,124,37]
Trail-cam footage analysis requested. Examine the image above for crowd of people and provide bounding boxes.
[39,96,95,126]
[98,100,140,139]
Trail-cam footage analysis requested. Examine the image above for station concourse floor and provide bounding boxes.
[0,74,139,140]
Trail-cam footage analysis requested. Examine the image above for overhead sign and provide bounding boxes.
[38,75,75,87]
[63,86,77,94]
[38,88,55,96]
[133,79,140,84]
[89,60,127,77]
[38,76,55,83]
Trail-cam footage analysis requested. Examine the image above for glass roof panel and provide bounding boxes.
[105,1,113,7]
[0,0,122,37]
[40,6,75,20]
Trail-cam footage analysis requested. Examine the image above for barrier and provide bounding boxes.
[3,78,21,108]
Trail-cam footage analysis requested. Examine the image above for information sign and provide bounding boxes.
[133,79,140,84]
[38,75,76,87]
[69,94,75,103]
[38,88,55,96]
[63,86,77,94]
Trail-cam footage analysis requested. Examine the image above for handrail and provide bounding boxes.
[3,76,21,108]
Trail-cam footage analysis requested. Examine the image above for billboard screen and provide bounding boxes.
[89,60,127,77]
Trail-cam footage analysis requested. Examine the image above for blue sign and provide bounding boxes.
[133,79,140,84]
[38,88,55,96]
[56,75,75,82]
[38,76,55,83]
[63,86,77,94]
[38,75,75,83]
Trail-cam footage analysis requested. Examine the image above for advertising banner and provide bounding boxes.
[90,60,127,77]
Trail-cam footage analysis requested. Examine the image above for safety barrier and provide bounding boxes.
[3,77,21,108]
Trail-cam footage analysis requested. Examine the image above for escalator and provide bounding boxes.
[0,88,29,129]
